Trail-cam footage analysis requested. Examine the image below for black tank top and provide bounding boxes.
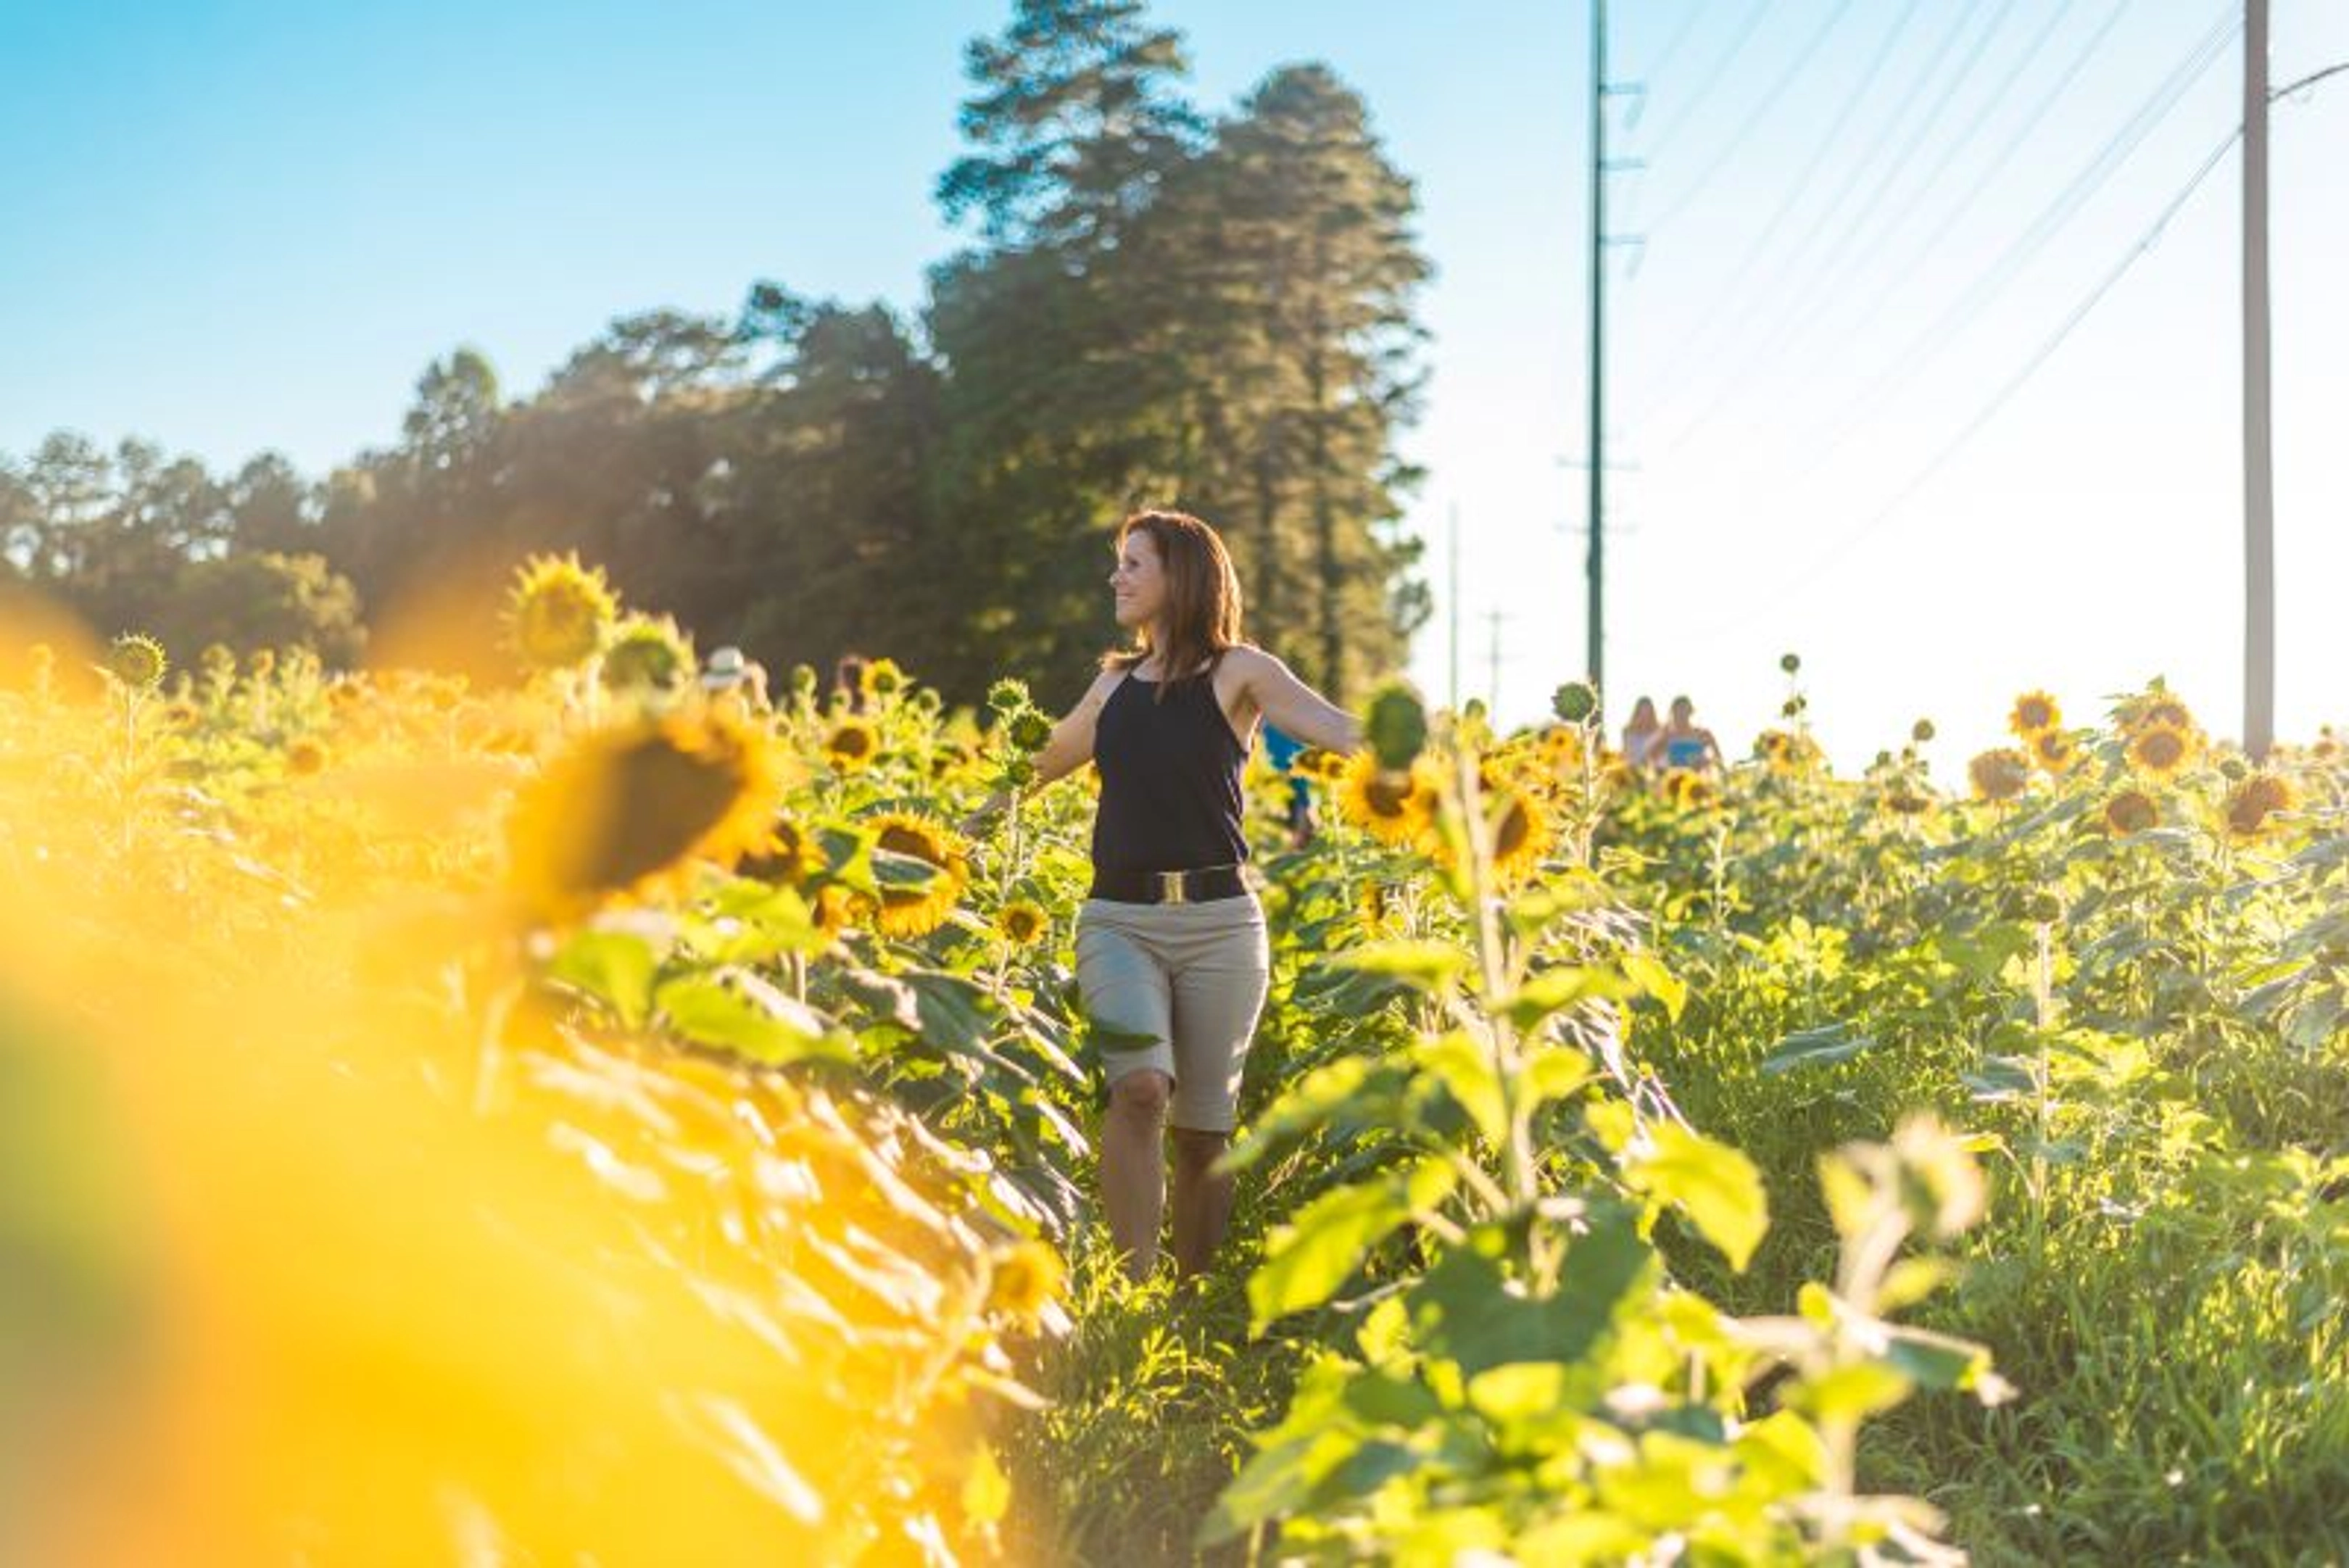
[1090,668,1251,873]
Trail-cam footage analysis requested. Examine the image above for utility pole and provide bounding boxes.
[2242,0,2274,759]
[1586,0,1608,694]
[1585,1,1642,695]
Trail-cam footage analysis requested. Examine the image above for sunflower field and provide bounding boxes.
[4,565,2345,1567]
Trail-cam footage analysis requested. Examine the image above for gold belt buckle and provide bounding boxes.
[1158,870,1188,906]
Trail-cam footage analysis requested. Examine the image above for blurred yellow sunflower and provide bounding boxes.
[2030,729,2079,774]
[2124,694,2196,737]
[2009,691,2060,737]
[286,737,329,777]
[2103,789,2159,836]
[866,812,969,938]
[823,717,880,771]
[1486,788,1554,879]
[859,657,907,699]
[505,552,618,672]
[2223,773,2298,840]
[1338,752,1438,847]
[1881,786,1934,816]
[506,709,794,921]
[741,812,821,887]
[1662,767,1718,811]
[997,898,1051,947]
[1968,748,2030,802]
[811,882,868,942]
[985,1239,1064,1329]
[2126,721,2196,779]
[1540,725,1586,774]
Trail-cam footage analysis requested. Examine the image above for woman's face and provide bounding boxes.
[1109,531,1168,631]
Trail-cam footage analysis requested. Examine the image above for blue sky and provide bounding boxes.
[4,1,2345,766]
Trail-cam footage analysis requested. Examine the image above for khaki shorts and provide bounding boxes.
[1073,893,1271,1134]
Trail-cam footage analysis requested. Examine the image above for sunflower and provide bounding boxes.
[1486,787,1554,879]
[985,1239,1064,1329]
[105,633,167,691]
[740,812,821,887]
[2030,729,2079,774]
[1968,748,2030,802]
[506,552,618,672]
[505,709,794,921]
[1541,725,1587,771]
[2126,721,2197,779]
[1338,751,1438,847]
[2009,691,2060,737]
[997,898,1051,947]
[2223,772,2298,840]
[286,737,329,777]
[865,811,969,939]
[823,716,880,771]
[1658,767,1718,812]
[1301,747,1351,784]
[599,615,694,697]
[1360,881,1389,931]
[859,657,907,699]
[2124,695,2196,737]
[811,882,868,942]
[1881,785,1935,816]
[2103,789,2160,836]
[162,699,201,729]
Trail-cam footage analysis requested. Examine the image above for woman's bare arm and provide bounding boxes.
[1230,647,1361,755]
[1033,669,1122,788]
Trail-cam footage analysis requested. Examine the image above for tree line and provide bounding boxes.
[0,0,1430,709]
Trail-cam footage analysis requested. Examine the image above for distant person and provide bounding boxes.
[701,645,770,716]
[1621,696,1663,771]
[1660,695,1723,773]
[829,652,871,713]
[1259,723,1320,849]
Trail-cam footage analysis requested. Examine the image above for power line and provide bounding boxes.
[1772,0,2082,348]
[1640,0,1778,159]
[1643,0,1712,91]
[1647,0,1856,232]
[1778,3,2240,483]
[1652,0,2021,446]
[1669,54,2349,651]
[1631,0,1925,402]
[1795,0,2132,370]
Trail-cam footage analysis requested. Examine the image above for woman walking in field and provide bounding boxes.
[1014,510,1359,1283]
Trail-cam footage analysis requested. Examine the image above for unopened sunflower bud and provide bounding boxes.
[1780,652,1802,674]
[1552,680,1600,726]
[987,678,1030,713]
[2218,756,2249,782]
[106,633,167,691]
[1913,718,1936,744]
[2019,889,2063,924]
[1364,681,1429,771]
[1008,710,1053,753]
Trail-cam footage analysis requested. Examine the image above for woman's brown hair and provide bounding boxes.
[1102,510,1245,701]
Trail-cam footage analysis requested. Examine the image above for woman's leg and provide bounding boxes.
[1075,907,1177,1282]
[1165,899,1272,1277]
[1169,1128,1234,1278]
[1101,1070,1173,1281]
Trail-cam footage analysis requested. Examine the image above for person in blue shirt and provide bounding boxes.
[1259,723,1320,848]
[1660,695,1724,772]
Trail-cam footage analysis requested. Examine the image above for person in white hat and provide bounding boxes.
[699,645,768,715]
